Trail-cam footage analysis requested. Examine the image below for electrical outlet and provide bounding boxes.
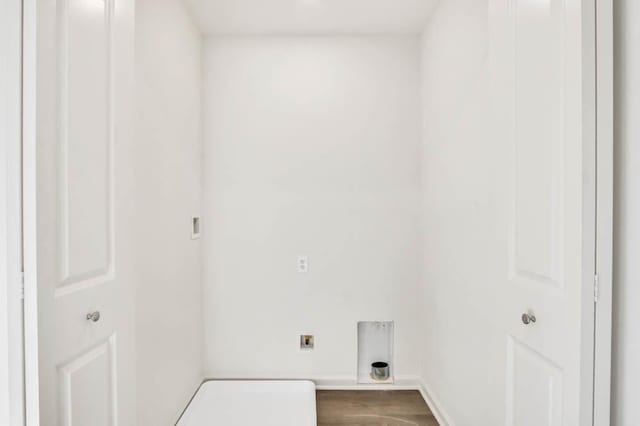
[297,256,308,273]
[300,335,314,350]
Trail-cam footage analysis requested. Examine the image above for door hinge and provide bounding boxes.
[594,274,600,303]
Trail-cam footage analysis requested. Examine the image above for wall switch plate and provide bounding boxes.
[297,256,308,273]
[300,335,314,350]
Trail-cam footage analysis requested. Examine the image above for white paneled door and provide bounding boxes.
[491,0,596,425]
[25,0,136,424]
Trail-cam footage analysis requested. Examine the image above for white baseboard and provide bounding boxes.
[204,374,422,390]
[417,379,455,426]
[314,375,421,390]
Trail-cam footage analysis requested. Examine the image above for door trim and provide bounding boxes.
[594,0,613,425]
[580,1,614,424]
[1,0,26,423]
[22,0,41,423]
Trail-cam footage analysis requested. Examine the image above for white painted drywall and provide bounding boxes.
[612,1,640,425]
[134,1,203,423]
[418,1,503,424]
[202,36,422,382]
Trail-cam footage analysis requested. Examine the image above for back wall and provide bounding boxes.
[202,36,422,382]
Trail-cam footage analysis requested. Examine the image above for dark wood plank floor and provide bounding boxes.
[316,390,439,426]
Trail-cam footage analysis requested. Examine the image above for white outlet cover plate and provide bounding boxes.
[298,255,308,273]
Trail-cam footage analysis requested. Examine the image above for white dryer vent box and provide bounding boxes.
[357,321,394,384]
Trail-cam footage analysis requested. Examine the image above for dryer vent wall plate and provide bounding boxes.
[357,321,394,384]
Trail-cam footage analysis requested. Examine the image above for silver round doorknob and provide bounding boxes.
[86,311,101,322]
[521,313,536,325]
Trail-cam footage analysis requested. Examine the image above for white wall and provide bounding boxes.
[134,1,203,423]
[419,1,503,424]
[612,1,640,424]
[202,36,422,382]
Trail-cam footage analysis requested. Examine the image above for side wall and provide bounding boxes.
[134,1,203,423]
[419,1,502,424]
[612,1,640,424]
[201,36,422,382]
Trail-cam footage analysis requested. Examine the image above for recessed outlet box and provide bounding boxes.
[191,217,201,239]
[300,335,314,350]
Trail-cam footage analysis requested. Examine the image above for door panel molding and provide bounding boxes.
[56,0,116,297]
[58,334,118,426]
[506,336,563,426]
[508,0,567,291]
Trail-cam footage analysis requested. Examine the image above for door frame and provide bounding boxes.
[593,0,614,425]
[1,0,25,423]
[21,0,41,423]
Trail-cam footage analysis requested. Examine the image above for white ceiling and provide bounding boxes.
[182,0,440,35]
